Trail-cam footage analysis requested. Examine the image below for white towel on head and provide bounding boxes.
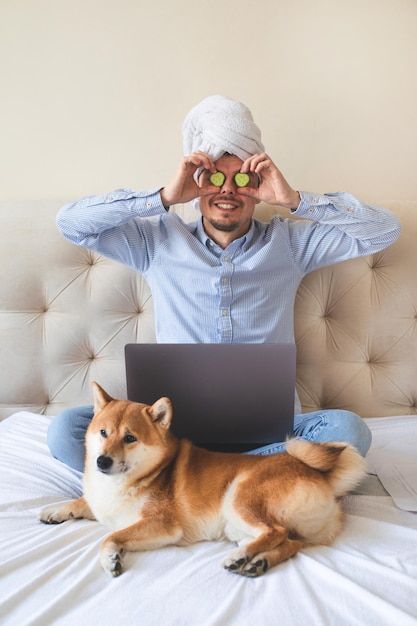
[182,95,264,162]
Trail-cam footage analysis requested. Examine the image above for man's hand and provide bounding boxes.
[238,153,300,209]
[160,151,218,208]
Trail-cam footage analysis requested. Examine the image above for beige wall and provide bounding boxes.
[1,0,416,204]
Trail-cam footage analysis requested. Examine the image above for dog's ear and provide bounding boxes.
[92,382,114,413]
[150,397,172,430]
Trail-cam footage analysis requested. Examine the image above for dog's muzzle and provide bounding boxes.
[96,455,113,473]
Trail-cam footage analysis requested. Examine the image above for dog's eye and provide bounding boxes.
[100,429,108,439]
[124,433,137,444]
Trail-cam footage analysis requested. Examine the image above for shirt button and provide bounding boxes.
[222,309,228,316]
[222,277,229,284]
[223,256,230,262]
[146,202,152,207]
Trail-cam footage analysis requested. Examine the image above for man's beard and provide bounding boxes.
[207,217,240,232]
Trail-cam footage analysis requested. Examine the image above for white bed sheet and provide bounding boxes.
[1,412,417,626]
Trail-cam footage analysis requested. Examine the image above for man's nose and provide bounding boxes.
[220,176,237,194]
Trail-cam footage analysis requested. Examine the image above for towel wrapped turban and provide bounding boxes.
[182,95,264,162]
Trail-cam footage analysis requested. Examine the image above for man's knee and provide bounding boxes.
[301,409,372,457]
[333,410,372,457]
[47,406,93,472]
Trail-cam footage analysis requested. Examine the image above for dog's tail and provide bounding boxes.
[285,439,367,497]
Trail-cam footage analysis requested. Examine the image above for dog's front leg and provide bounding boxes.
[39,496,95,525]
[100,519,183,577]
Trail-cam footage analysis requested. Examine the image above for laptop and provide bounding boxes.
[125,343,296,453]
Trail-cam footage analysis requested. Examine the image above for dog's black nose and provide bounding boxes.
[97,455,113,471]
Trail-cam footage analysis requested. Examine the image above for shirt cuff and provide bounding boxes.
[291,191,331,217]
[102,187,167,217]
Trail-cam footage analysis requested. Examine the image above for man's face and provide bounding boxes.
[198,154,259,244]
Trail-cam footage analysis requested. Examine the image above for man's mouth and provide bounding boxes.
[213,201,239,211]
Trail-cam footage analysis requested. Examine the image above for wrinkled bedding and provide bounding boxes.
[1,412,417,626]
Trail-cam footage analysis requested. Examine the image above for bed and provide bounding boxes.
[1,198,417,625]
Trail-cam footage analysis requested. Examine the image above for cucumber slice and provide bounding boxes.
[234,172,250,187]
[209,172,226,187]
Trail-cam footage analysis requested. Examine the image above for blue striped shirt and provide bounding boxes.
[57,188,401,346]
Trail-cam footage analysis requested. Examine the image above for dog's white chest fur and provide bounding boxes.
[84,473,148,531]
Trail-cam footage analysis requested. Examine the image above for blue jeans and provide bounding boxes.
[47,406,372,473]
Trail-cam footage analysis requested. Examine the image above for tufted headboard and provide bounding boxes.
[1,199,416,420]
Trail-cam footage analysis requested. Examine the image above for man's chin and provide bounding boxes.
[207,218,239,233]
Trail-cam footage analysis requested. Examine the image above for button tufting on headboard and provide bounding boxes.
[1,199,416,419]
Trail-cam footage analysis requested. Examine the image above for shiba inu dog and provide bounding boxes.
[40,382,366,578]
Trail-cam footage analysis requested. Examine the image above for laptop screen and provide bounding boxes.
[125,343,296,451]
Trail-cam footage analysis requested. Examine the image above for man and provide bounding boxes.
[48,95,401,471]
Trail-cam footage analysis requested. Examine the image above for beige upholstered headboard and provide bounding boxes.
[1,199,416,420]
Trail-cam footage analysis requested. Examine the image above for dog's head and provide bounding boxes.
[85,382,175,478]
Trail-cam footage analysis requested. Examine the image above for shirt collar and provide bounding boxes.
[195,217,257,253]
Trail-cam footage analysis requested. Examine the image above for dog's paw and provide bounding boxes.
[224,550,269,577]
[223,555,250,574]
[240,557,269,577]
[100,542,124,577]
[223,547,251,575]
[39,505,69,525]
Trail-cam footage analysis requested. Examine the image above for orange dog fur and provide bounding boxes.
[40,382,366,577]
